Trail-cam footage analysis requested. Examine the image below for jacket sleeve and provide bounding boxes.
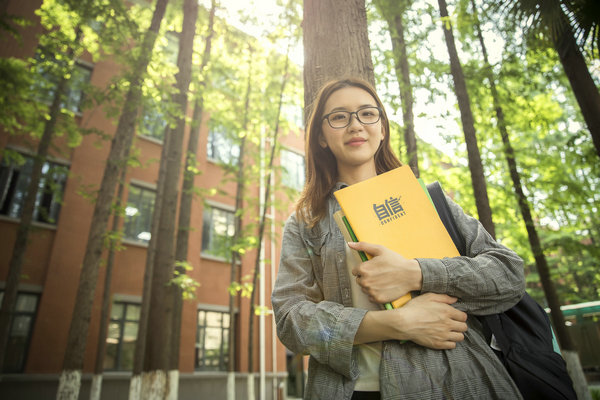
[271,213,366,380]
[416,195,526,315]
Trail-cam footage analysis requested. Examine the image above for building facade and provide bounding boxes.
[0,1,305,398]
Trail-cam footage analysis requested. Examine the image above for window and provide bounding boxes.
[123,184,155,244]
[0,152,69,224]
[104,301,140,371]
[0,292,39,373]
[139,98,168,141]
[207,125,240,165]
[33,49,92,113]
[281,149,305,191]
[163,32,179,66]
[196,309,229,371]
[201,204,235,261]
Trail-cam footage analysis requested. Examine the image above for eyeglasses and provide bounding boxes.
[322,106,382,129]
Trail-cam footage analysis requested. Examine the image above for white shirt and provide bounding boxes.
[345,244,382,391]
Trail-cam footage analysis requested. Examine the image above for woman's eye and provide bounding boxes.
[359,109,376,117]
[331,113,347,121]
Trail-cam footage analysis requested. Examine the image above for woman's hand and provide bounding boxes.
[354,293,468,350]
[397,293,468,349]
[348,241,422,304]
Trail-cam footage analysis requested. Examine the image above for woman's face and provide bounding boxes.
[318,86,384,181]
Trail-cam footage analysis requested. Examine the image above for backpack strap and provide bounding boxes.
[426,181,466,255]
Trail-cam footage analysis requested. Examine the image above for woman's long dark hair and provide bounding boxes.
[296,78,402,227]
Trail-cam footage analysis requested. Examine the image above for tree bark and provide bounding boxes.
[303,0,374,116]
[142,0,197,398]
[374,0,419,176]
[248,44,291,373]
[56,1,168,399]
[90,169,127,400]
[227,47,253,400]
[553,22,600,159]
[170,0,215,374]
[129,123,169,400]
[437,0,495,238]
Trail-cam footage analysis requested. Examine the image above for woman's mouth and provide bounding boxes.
[346,137,367,146]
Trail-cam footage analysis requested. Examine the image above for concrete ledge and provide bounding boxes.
[0,371,289,400]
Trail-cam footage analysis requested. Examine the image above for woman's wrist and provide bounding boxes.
[354,309,408,344]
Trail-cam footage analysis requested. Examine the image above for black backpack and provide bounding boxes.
[426,182,577,400]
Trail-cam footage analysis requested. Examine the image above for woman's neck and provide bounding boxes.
[338,164,377,186]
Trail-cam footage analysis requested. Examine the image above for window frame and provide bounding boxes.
[0,149,70,226]
[32,49,93,115]
[122,181,156,246]
[280,147,305,191]
[0,290,40,373]
[195,306,230,372]
[104,300,140,372]
[206,124,240,166]
[201,201,235,262]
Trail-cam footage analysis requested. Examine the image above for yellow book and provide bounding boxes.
[333,165,460,309]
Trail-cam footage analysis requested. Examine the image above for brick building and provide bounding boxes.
[0,0,305,398]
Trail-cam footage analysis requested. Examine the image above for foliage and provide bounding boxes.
[368,0,600,306]
[170,261,201,300]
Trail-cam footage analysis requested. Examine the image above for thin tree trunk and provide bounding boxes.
[129,123,170,400]
[169,0,215,376]
[471,3,590,399]
[303,0,374,116]
[90,168,127,400]
[0,40,74,371]
[141,0,197,399]
[437,0,495,238]
[373,0,419,176]
[227,48,253,400]
[552,12,600,159]
[248,43,291,374]
[56,1,168,398]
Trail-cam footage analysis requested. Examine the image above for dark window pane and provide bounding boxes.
[0,292,39,373]
[0,153,68,224]
[201,205,235,261]
[123,185,155,243]
[207,125,240,165]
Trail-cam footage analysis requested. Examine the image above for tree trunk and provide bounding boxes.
[471,3,590,398]
[553,21,600,159]
[129,123,169,400]
[227,48,253,400]
[90,169,127,400]
[303,0,374,115]
[374,0,419,176]
[0,43,73,371]
[142,0,197,398]
[169,0,215,376]
[437,0,495,238]
[248,44,291,374]
[56,1,168,399]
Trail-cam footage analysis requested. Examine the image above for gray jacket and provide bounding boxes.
[272,183,526,399]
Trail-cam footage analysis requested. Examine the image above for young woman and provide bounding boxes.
[271,78,526,400]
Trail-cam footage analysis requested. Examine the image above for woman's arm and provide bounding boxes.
[349,195,525,315]
[418,195,525,315]
[271,213,366,380]
[354,292,468,349]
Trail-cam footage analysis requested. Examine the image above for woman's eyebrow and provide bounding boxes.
[327,104,376,112]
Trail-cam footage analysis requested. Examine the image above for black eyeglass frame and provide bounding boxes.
[322,106,383,129]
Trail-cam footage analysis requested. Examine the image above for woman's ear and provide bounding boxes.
[318,136,328,149]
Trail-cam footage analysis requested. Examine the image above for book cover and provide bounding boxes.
[333,165,460,308]
[334,209,411,309]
